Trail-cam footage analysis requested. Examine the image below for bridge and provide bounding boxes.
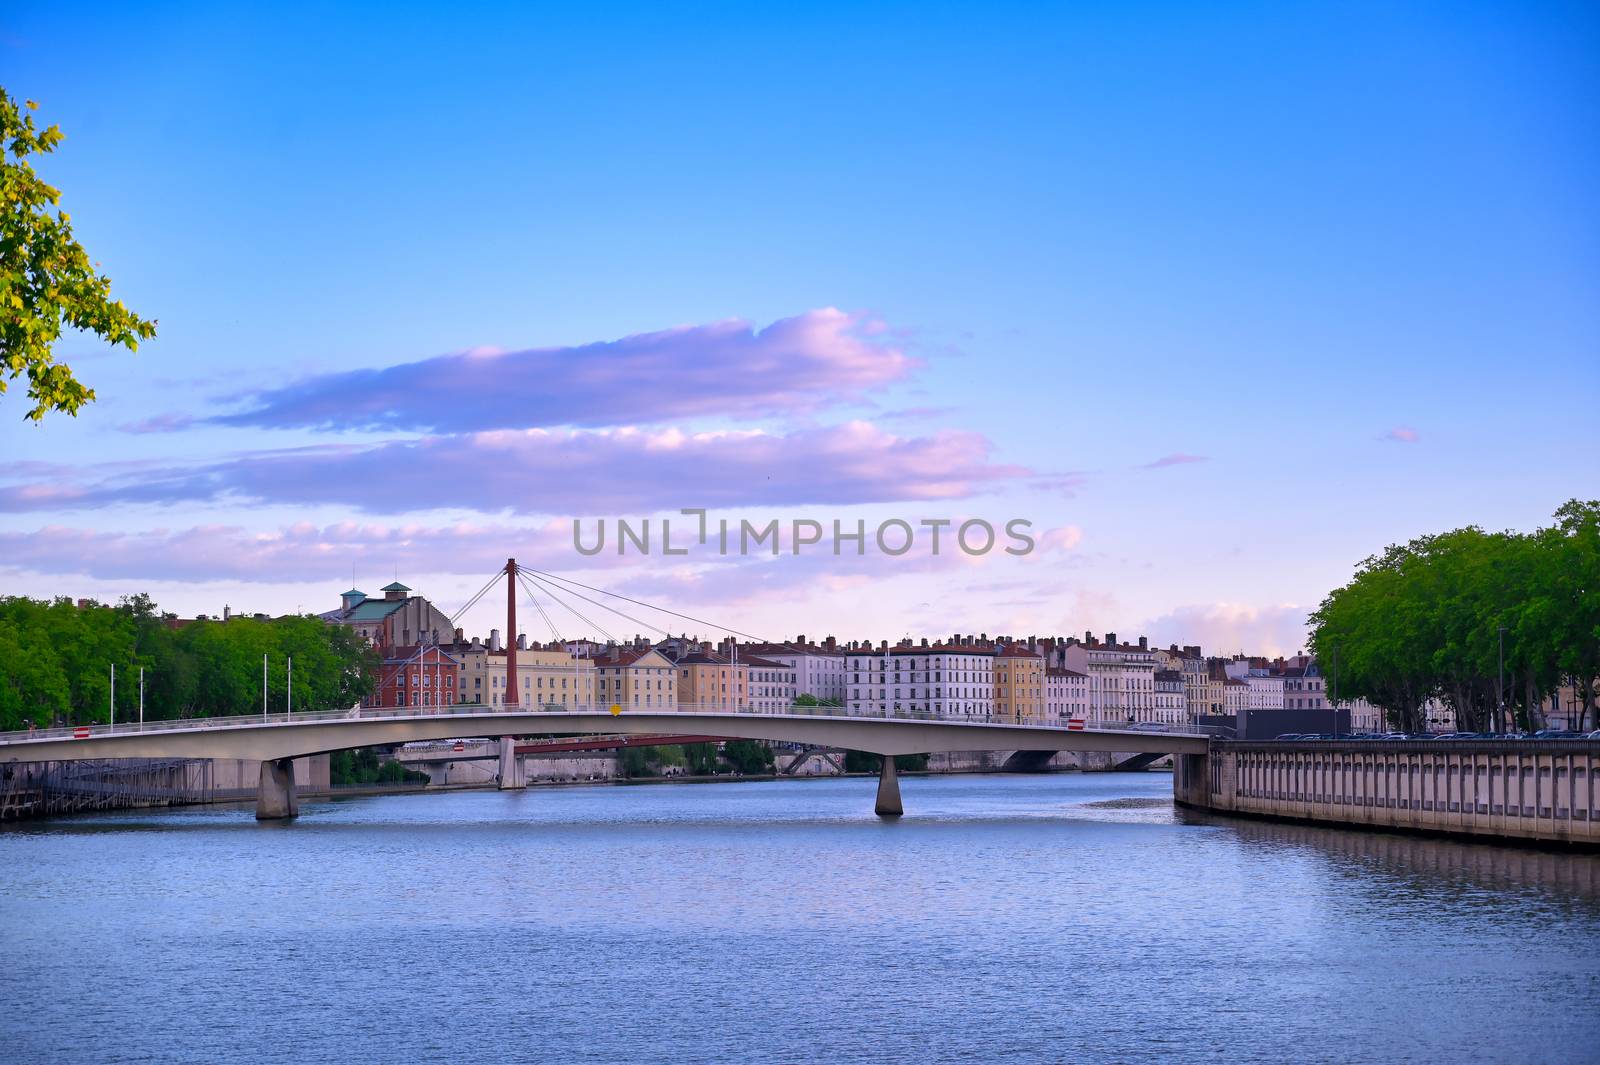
[0,705,1210,820]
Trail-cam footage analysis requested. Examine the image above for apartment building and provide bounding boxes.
[846,640,995,719]
[1044,668,1090,725]
[1061,633,1159,725]
[591,646,678,710]
[993,645,1045,723]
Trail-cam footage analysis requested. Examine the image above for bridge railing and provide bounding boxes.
[0,700,1221,746]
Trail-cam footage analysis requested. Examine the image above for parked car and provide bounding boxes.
[1532,729,1581,739]
[1273,733,1306,740]
[1587,729,1600,740]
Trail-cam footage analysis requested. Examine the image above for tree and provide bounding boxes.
[719,739,774,775]
[1308,501,1591,733]
[2,89,156,421]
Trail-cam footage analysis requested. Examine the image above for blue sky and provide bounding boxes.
[3,2,1596,654]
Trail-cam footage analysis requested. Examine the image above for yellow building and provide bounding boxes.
[450,638,595,709]
[590,647,678,711]
[993,645,1044,723]
[674,649,749,710]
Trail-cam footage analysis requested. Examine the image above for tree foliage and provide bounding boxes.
[2,88,156,421]
[0,595,377,731]
[1308,500,1599,733]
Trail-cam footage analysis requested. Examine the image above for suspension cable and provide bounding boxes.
[449,568,505,626]
[516,571,565,645]
[519,571,620,645]
[521,566,768,643]
[521,570,679,642]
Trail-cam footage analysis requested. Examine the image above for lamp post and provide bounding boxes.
[1497,625,1507,735]
[1331,644,1340,741]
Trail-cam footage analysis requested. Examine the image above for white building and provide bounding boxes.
[1044,668,1090,725]
[743,654,797,714]
[846,640,994,720]
[1153,669,1186,725]
[1224,678,1249,714]
[741,638,847,705]
[1061,633,1158,725]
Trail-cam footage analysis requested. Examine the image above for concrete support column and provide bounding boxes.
[497,736,526,790]
[256,757,298,821]
[874,755,903,818]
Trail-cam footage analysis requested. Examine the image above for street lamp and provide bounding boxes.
[1497,625,1507,735]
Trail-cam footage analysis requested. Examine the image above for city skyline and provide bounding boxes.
[2,3,1596,656]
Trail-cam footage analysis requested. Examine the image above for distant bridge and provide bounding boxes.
[0,705,1211,820]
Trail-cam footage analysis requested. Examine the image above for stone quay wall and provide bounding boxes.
[1174,740,1600,847]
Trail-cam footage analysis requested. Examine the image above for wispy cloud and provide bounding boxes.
[1382,426,1420,443]
[1140,453,1207,469]
[117,413,195,434]
[211,308,917,433]
[0,422,1027,516]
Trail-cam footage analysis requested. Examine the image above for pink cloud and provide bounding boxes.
[1138,601,1310,659]
[1382,426,1420,443]
[1141,453,1207,469]
[0,422,1026,515]
[212,308,918,433]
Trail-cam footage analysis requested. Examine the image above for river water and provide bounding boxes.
[2,773,1597,1064]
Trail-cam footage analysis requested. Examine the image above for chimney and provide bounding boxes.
[454,627,464,642]
[1106,632,1117,647]
[471,635,481,647]
[1085,629,1094,644]
[517,634,528,650]
[223,604,232,621]
[797,634,806,646]
[920,637,929,648]
[1139,636,1148,650]
[489,628,502,652]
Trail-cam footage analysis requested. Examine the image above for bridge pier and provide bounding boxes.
[256,757,298,820]
[874,756,903,818]
[497,736,526,790]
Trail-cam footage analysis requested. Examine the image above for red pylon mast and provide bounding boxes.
[505,557,518,708]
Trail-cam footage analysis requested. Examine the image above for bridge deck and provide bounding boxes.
[0,707,1212,763]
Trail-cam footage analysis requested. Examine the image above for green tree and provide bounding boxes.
[2,89,156,421]
[720,739,774,775]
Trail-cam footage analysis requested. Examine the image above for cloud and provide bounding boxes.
[0,522,583,584]
[1381,427,1420,443]
[0,421,1027,515]
[117,413,195,434]
[212,308,917,433]
[1140,453,1207,469]
[1137,601,1310,659]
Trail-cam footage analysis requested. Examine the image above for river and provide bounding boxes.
[2,773,1597,1064]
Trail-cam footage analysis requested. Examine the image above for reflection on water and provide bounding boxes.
[1178,807,1600,903]
[2,773,1597,1065]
